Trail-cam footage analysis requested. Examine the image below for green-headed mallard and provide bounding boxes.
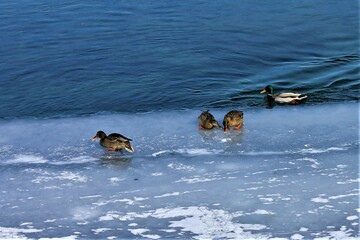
[223,110,244,131]
[260,85,307,105]
[92,131,134,153]
[198,110,222,130]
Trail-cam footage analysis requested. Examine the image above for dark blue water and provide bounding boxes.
[0,0,359,118]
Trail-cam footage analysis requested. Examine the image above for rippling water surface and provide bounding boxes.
[0,1,358,118]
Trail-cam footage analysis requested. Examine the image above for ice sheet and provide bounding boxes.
[0,103,358,239]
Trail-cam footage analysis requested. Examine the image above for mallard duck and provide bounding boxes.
[223,110,244,131]
[260,85,307,105]
[198,110,222,130]
[92,131,134,153]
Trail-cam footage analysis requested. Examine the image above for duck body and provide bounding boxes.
[198,111,222,130]
[223,110,244,131]
[261,85,307,105]
[92,131,134,153]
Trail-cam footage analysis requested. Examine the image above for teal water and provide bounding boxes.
[0,1,359,118]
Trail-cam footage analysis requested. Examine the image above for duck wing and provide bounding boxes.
[274,92,307,104]
[276,92,307,99]
[108,133,132,142]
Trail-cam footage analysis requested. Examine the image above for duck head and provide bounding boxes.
[92,131,106,141]
[260,85,274,94]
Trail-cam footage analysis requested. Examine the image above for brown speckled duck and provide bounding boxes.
[198,110,222,130]
[223,110,244,131]
[92,131,134,153]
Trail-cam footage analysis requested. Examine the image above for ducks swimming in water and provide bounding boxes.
[260,85,307,105]
[198,110,222,130]
[223,110,244,131]
[92,131,134,153]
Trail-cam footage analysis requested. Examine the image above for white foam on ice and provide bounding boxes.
[72,206,100,221]
[152,148,223,157]
[94,196,148,207]
[244,151,287,156]
[79,195,102,199]
[297,157,320,168]
[0,226,43,239]
[299,147,347,154]
[151,172,163,176]
[128,228,148,235]
[109,177,124,184]
[151,150,171,157]
[4,154,48,164]
[291,233,304,239]
[44,219,57,223]
[98,206,269,239]
[167,162,195,171]
[252,209,275,215]
[39,236,78,240]
[32,171,88,184]
[53,156,97,165]
[311,197,330,203]
[128,228,160,239]
[92,228,112,234]
[328,192,359,200]
[337,179,360,185]
[154,192,180,198]
[346,215,358,221]
[176,176,223,184]
[19,222,32,226]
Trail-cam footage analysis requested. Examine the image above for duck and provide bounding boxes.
[260,85,307,105]
[198,110,222,130]
[92,131,134,153]
[223,110,244,131]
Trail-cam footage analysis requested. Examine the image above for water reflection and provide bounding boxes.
[99,152,133,168]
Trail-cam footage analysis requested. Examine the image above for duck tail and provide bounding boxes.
[297,94,308,101]
[124,142,134,153]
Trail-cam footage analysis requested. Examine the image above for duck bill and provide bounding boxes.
[260,89,267,94]
[125,146,135,153]
[91,136,98,142]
